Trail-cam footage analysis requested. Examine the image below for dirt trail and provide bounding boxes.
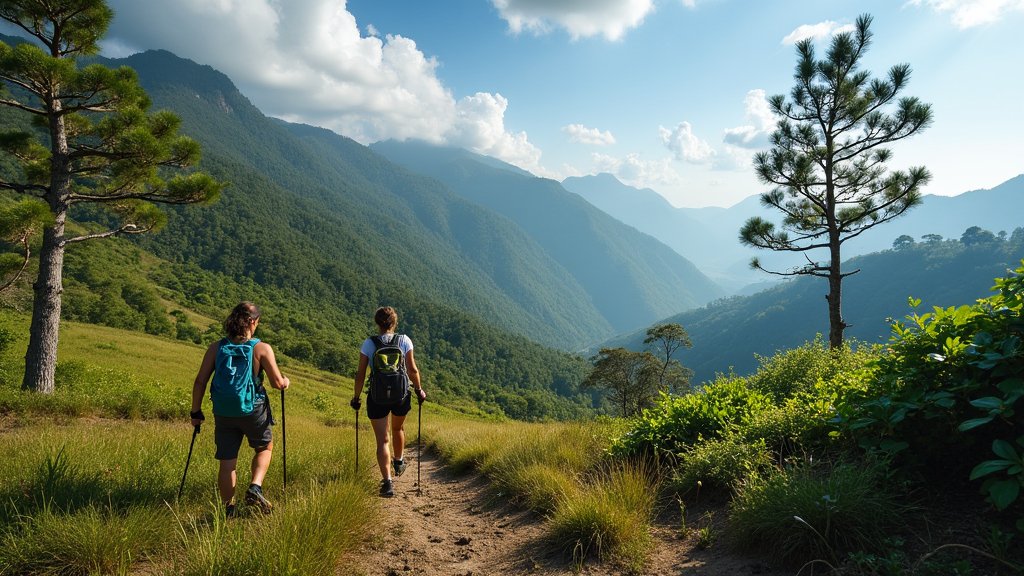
[347,451,787,576]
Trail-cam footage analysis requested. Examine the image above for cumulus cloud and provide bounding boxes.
[592,152,682,188]
[99,0,544,172]
[563,124,616,146]
[659,122,715,163]
[722,89,775,149]
[782,20,857,44]
[491,0,654,41]
[447,92,545,174]
[907,0,1024,28]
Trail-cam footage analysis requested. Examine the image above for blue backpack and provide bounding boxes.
[210,338,260,417]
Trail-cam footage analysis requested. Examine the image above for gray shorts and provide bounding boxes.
[214,399,274,460]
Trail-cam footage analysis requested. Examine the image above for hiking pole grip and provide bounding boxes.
[280,388,287,491]
[178,424,200,500]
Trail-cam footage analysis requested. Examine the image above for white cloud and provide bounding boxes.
[563,124,616,145]
[592,153,682,189]
[659,122,715,163]
[907,0,1024,28]
[100,0,545,174]
[782,20,857,44]
[723,89,775,149]
[491,0,654,41]
[447,92,546,174]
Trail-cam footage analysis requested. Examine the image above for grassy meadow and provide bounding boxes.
[0,310,652,575]
[2,261,1024,575]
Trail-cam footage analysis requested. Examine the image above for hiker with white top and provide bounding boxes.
[190,301,290,516]
[351,306,426,497]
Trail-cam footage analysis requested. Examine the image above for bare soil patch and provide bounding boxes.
[346,451,789,576]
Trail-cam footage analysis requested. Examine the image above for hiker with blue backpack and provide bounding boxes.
[190,302,290,516]
[351,306,426,497]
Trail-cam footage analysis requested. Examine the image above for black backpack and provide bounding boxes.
[368,334,410,405]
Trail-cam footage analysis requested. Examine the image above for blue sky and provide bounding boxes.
[47,0,1024,208]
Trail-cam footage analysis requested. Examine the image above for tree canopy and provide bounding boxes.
[0,0,221,392]
[740,13,932,348]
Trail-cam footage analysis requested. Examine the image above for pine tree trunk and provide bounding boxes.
[23,103,70,394]
[827,259,845,350]
[21,219,66,393]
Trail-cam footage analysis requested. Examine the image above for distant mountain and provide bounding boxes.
[97,48,619,350]
[597,234,1024,383]
[563,173,1024,293]
[371,140,725,335]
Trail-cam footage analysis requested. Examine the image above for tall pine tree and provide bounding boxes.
[740,14,932,349]
[0,0,221,392]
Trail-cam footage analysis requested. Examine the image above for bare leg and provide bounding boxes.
[218,458,237,505]
[371,416,391,480]
[391,414,407,461]
[250,442,273,486]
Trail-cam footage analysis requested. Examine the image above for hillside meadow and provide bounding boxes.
[1,263,1023,575]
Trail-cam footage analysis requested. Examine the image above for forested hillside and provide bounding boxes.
[601,229,1024,383]
[112,49,612,348]
[0,40,608,419]
[371,140,724,333]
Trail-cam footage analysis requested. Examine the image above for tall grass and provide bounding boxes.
[0,504,173,576]
[548,462,658,573]
[729,459,901,566]
[172,481,375,576]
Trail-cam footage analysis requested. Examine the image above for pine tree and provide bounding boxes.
[0,0,221,392]
[740,14,932,349]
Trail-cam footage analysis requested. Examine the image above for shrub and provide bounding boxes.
[747,336,873,401]
[835,262,1024,516]
[730,460,902,567]
[611,375,773,457]
[671,434,772,496]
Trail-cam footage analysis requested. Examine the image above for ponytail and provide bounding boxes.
[224,301,260,340]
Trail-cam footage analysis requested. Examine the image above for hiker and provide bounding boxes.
[351,306,426,497]
[190,301,290,516]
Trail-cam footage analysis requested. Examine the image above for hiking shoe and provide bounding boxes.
[225,503,237,518]
[379,478,394,498]
[393,458,407,477]
[244,484,273,514]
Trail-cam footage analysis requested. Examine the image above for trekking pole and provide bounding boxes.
[178,423,200,500]
[416,397,423,495]
[354,402,359,474]
[281,388,287,492]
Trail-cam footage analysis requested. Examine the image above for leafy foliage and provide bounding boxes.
[835,261,1024,521]
[583,347,662,417]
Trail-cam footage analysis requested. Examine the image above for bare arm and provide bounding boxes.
[406,349,426,402]
[255,342,290,391]
[191,342,218,426]
[352,354,369,401]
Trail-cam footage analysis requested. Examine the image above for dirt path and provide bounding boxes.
[347,451,788,576]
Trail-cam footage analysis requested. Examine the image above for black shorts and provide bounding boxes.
[214,399,274,460]
[366,392,412,420]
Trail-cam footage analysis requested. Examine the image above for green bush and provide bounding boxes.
[671,434,772,496]
[730,460,902,567]
[747,336,873,401]
[835,262,1024,516]
[611,375,773,457]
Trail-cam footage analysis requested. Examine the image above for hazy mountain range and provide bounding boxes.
[563,173,1024,291]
